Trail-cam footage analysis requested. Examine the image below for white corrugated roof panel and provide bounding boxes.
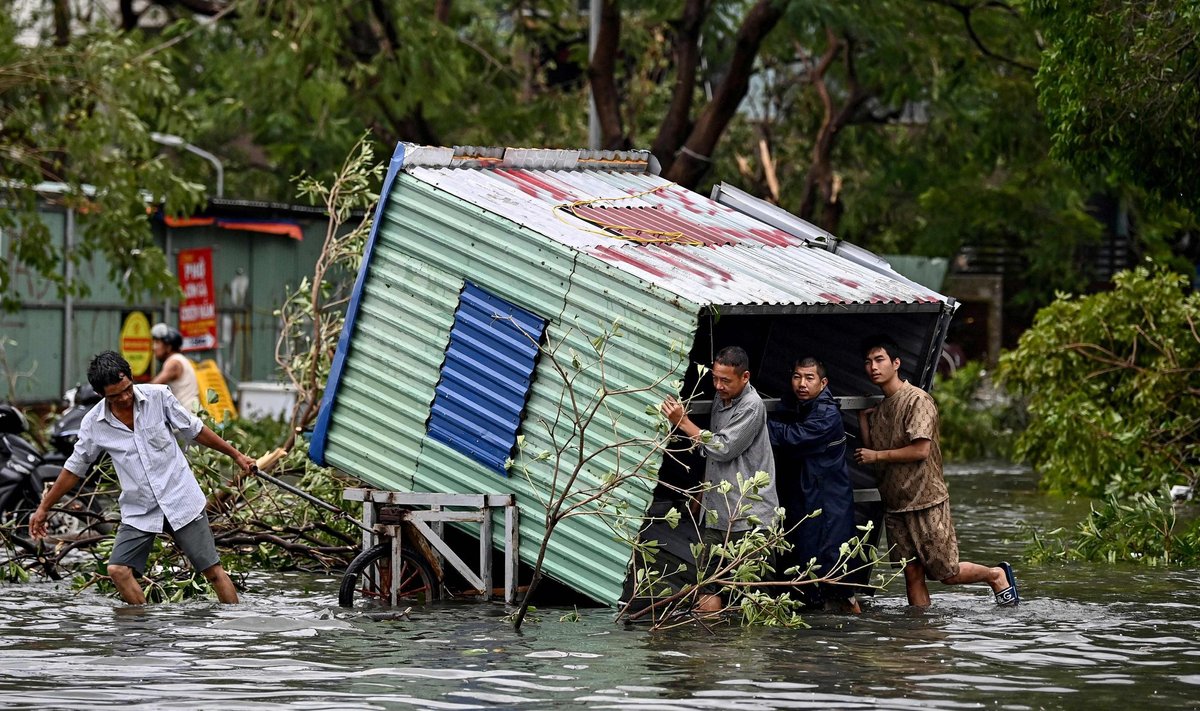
[400,145,950,312]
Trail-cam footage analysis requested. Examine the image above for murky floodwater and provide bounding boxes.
[3,465,1200,710]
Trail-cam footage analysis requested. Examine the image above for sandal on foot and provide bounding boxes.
[994,561,1020,607]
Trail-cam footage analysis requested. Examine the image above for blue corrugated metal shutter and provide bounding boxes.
[427,282,546,472]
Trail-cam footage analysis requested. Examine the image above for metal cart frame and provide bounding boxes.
[342,488,520,605]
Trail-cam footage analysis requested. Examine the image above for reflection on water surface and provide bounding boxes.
[2,465,1198,709]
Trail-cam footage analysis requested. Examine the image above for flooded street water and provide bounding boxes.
[3,464,1200,710]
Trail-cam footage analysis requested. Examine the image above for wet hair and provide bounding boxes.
[713,346,750,375]
[87,351,132,393]
[792,356,826,380]
[860,334,901,362]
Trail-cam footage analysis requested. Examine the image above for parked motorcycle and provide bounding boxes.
[48,384,101,465]
[0,392,111,540]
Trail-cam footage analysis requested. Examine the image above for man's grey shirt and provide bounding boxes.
[65,384,205,532]
[699,383,779,532]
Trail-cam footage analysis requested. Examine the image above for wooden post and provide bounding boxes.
[389,523,403,607]
[504,504,519,604]
[361,498,377,594]
[431,503,445,578]
[480,506,494,601]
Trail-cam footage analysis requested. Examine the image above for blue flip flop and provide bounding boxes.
[994,561,1020,607]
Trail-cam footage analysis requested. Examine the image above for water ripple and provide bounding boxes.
[2,469,1200,709]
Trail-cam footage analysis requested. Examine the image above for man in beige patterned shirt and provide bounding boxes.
[853,335,1018,608]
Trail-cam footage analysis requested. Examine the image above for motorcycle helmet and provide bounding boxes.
[151,322,184,351]
[0,404,28,434]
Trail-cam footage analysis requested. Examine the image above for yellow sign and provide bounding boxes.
[119,311,153,376]
[193,359,239,422]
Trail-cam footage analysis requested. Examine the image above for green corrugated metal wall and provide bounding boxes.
[321,174,698,604]
[1,206,327,403]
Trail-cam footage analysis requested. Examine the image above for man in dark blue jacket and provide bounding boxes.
[768,357,860,613]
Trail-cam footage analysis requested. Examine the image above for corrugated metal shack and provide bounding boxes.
[309,144,956,606]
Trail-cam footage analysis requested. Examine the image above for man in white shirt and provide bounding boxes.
[30,351,256,604]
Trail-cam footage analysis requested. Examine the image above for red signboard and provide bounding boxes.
[178,247,217,351]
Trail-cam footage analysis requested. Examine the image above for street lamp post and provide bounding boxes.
[149,131,224,360]
[150,131,224,198]
[588,0,600,150]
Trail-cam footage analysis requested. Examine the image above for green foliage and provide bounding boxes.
[2,557,30,583]
[276,134,382,437]
[626,475,895,629]
[158,0,587,199]
[0,15,206,310]
[1026,491,1200,566]
[557,607,582,623]
[6,0,1167,324]
[1024,0,1200,215]
[1000,268,1200,499]
[714,0,1107,311]
[932,362,1025,462]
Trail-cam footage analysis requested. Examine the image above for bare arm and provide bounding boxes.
[194,425,256,478]
[151,357,183,385]
[854,438,931,466]
[660,397,705,518]
[857,407,874,449]
[29,469,83,539]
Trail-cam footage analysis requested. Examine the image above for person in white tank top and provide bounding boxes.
[150,323,201,412]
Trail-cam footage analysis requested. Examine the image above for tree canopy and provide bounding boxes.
[1000,268,1200,498]
[1003,267,1200,567]
[0,15,205,309]
[1026,0,1200,214]
[2,0,1196,314]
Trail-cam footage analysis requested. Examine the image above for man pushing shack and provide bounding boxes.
[854,335,1019,608]
[768,357,860,613]
[661,345,779,613]
[30,351,256,604]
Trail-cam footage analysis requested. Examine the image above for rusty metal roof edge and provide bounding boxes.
[399,143,659,174]
[710,182,957,303]
[710,300,952,316]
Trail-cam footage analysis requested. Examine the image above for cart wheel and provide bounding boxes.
[338,542,440,608]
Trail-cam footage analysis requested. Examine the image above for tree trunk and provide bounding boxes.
[651,0,710,173]
[513,515,559,631]
[434,0,452,23]
[368,0,400,54]
[588,0,629,150]
[53,0,70,46]
[797,32,869,234]
[358,0,442,148]
[663,0,786,188]
[119,0,139,31]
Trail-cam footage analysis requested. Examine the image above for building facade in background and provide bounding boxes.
[0,198,332,404]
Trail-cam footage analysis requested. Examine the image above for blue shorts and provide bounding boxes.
[109,515,221,577]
